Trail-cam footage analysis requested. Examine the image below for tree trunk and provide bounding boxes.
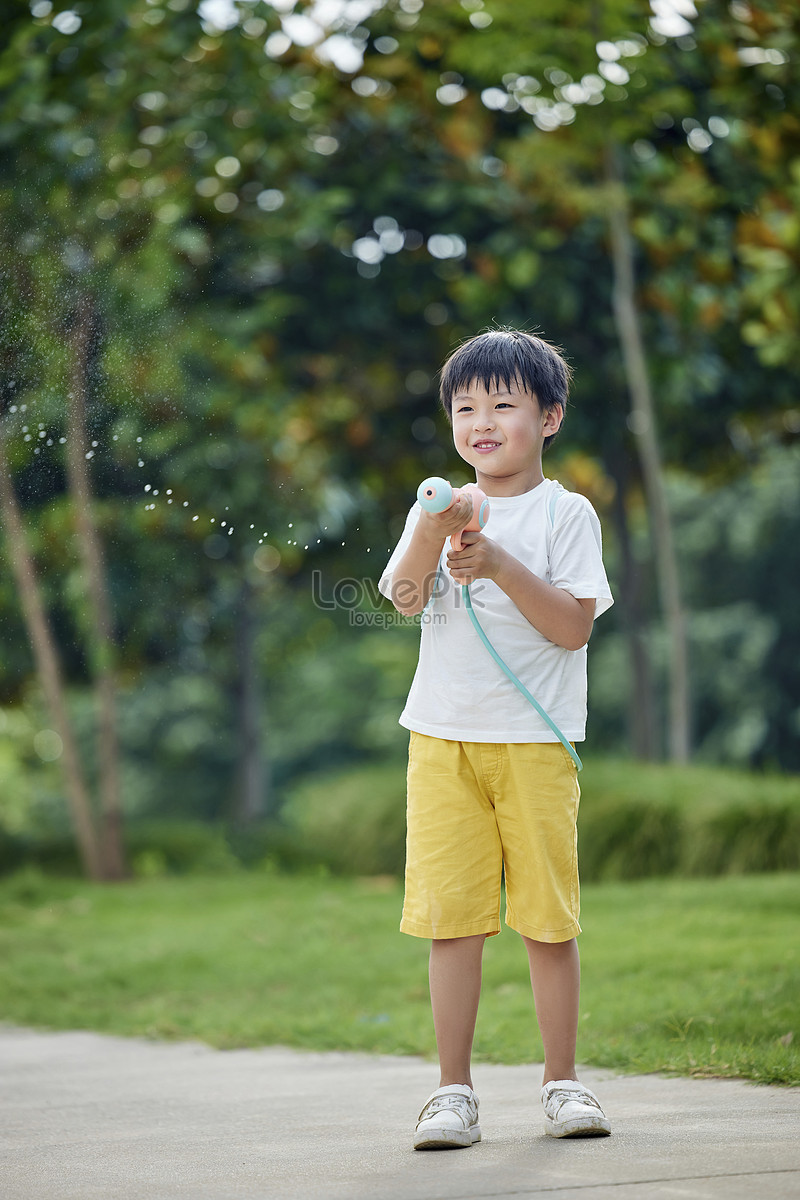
[0,417,104,879]
[234,577,269,823]
[605,448,659,759]
[65,293,127,878]
[603,143,691,763]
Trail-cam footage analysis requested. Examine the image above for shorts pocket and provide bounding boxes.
[557,740,579,775]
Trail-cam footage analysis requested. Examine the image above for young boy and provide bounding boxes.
[379,328,614,1148]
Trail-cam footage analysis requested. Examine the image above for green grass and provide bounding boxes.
[0,868,797,1085]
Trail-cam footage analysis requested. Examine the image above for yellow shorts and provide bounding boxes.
[402,732,581,943]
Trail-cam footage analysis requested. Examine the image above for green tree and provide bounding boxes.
[1,0,798,882]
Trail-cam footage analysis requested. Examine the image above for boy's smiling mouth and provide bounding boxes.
[473,439,501,451]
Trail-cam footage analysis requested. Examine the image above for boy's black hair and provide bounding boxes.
[439,328,571,451]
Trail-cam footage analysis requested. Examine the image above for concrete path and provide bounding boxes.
[1,1026,798,1200]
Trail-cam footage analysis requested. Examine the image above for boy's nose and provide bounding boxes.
[473,412,495,430]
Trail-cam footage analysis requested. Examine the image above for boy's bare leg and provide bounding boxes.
[522,936,580,1086]
[429,934,487,1089]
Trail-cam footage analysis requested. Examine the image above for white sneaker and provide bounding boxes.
[414,1084,481,1150]
[542,1079,611,1138]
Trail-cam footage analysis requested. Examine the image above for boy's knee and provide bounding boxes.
[522,934,577,953]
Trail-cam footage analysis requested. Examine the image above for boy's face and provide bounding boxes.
[450,377,563,495]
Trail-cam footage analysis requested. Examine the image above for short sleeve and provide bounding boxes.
[378,503,421,600]
[549,494,614,619]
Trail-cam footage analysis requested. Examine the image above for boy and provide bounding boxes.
[379,328,613,1148]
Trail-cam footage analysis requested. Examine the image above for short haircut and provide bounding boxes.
[439,328,571,451]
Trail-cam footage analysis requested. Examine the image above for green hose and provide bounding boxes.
[462,584,583,772]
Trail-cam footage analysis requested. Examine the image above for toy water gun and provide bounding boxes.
[416,477,490,551]
[415,475,582,771]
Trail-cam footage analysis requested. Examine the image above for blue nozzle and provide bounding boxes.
[417,477,453,514]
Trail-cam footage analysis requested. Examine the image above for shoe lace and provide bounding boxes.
[548,1086,601,1114]
[422,1093,474,1118]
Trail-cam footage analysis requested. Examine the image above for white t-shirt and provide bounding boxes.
[379,478,613,743]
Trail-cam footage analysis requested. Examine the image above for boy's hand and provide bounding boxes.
[419,492,474,541]
[446,530,506,585]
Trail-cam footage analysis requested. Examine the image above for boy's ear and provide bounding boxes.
[543,404,564,435]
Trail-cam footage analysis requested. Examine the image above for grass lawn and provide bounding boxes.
[0,868,797,1085]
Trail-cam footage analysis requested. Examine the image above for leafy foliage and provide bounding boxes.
[0,1,798,858]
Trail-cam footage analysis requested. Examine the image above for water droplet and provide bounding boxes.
[192,515,199,521]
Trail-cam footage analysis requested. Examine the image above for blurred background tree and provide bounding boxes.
[0,0,798,874]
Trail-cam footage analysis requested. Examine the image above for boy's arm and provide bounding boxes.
[389,494,475,615]
[447,532,595,651]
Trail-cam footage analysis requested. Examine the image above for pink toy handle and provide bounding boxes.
[450,483,490,551]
